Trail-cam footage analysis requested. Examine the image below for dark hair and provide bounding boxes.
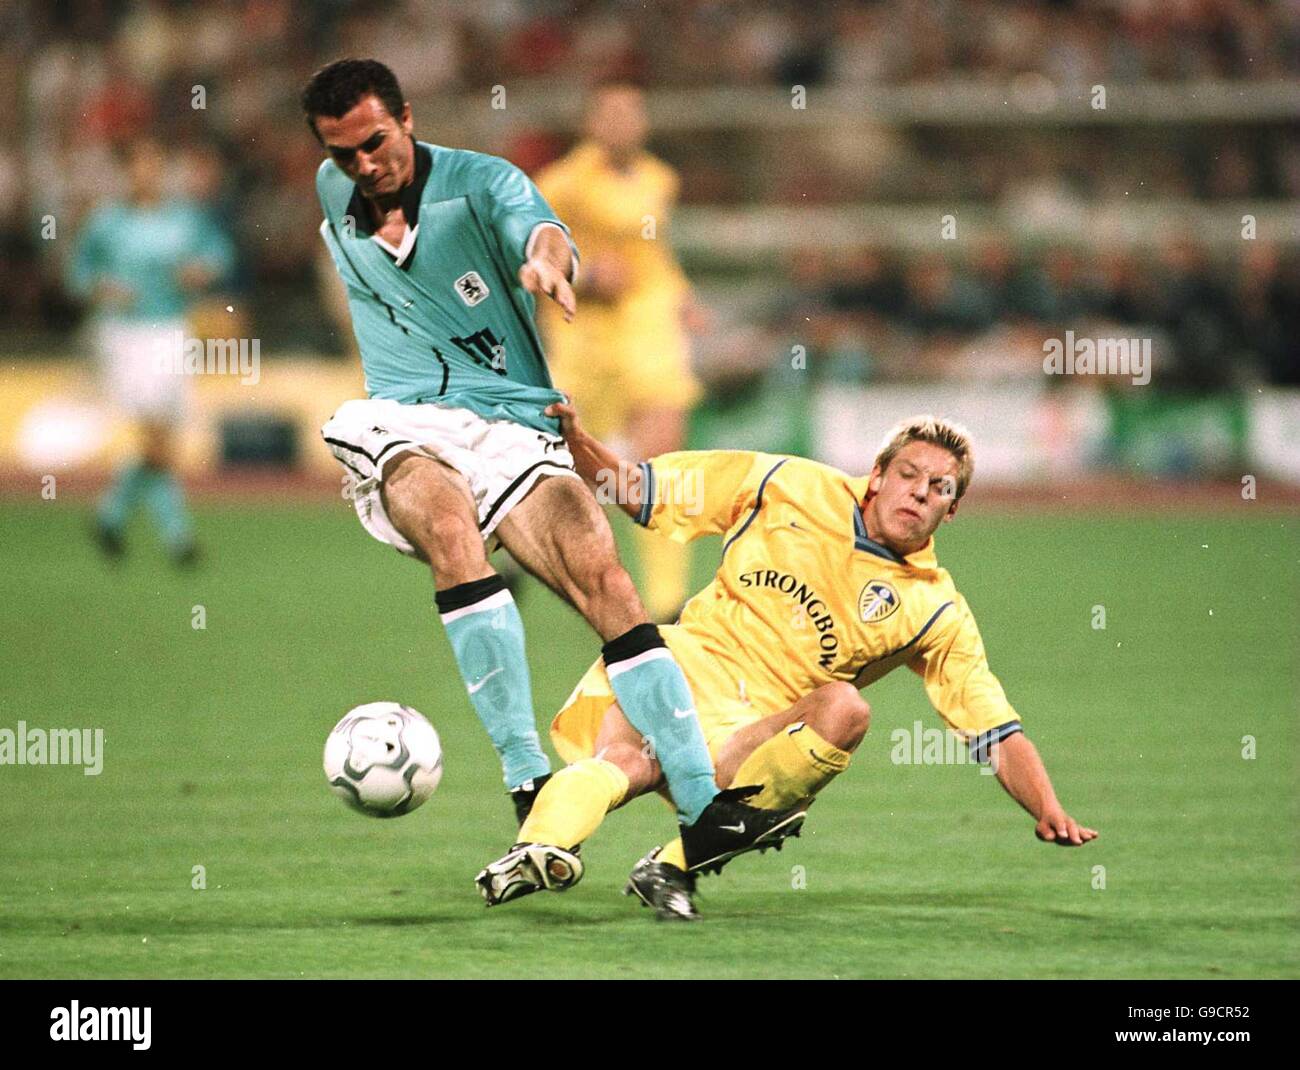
[301,58,405,139]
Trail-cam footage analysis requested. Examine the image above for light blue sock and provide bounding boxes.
[140,468,194,551]
[436,576,550,791]
[603,626,717,824]
[98,462,151,531]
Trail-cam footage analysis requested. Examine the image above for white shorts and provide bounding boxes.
[321,397,580,556]
[94,319,189,424]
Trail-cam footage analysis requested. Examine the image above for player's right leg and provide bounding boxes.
[320,397,557,815]
[377,450,552,806]
[494,474,721,828]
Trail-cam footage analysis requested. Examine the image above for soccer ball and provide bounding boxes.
[324,702,443,818]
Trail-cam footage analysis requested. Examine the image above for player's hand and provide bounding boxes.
[543,398,583,442]
[519,258,576,322]
[1035,808,1098,846]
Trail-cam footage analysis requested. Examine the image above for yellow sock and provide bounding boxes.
[518,758,629,849]
[731,721,851,809]
[653,724,850,871]
[657,839,688,870]
[637,525,690,622]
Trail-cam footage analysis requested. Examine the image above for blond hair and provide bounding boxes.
[872,415,975,499]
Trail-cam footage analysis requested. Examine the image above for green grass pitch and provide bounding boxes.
[0,497,1296,978]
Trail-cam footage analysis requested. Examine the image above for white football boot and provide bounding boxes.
[475,843,584,906]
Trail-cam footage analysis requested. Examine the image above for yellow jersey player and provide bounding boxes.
[475,401,1098,918]
[534,83,702,622]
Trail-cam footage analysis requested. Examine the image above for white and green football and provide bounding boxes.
[324,702,443,818]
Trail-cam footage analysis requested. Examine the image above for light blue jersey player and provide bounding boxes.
[303,60,801,893]
[67,138,234,566]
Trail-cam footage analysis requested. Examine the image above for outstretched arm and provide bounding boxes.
[544,399,642,520]
[990,731,1098,846]
[546,400,767,537]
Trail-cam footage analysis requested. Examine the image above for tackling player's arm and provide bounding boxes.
[544,399,765,536]
[545,399,643,519]
[911,597,1098,846]
[991,731,1097,846]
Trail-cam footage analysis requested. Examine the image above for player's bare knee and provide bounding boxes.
[397,509,481,578]
[418,511,480,563]
[809,682,870,750]
[569,557,640,619]
[140,424,172,469]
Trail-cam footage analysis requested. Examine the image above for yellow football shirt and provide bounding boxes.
[534,142,699,430]
[637,450,1022,756]
[536,141,688,298]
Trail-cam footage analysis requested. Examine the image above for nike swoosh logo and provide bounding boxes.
[720,822,746,835]
[467,667,504,695]
[673,707,697,719]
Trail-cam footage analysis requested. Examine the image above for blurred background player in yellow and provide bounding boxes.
[535,82,703,622]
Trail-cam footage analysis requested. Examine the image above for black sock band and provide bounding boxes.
[435,574,507,614]
[601,622,666,666]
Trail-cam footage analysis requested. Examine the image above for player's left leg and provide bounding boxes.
[494,475,719,828]
[664,681,869,866]
[478,678,809,908]
[712,681,870,802]
[136,420,198,565]
[618,305,701,623]
[629,683,869,919]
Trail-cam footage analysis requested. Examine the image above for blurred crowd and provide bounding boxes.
[743,237,1299,392]
[0,0,1295,386]
[9,0,1294,92]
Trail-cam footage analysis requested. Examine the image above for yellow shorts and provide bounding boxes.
[550,625,769,765]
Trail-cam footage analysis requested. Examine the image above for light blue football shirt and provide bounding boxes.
[67,199,234,323]
[316,140,579,435]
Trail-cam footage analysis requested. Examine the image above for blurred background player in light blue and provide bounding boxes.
[67,137,234,566]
